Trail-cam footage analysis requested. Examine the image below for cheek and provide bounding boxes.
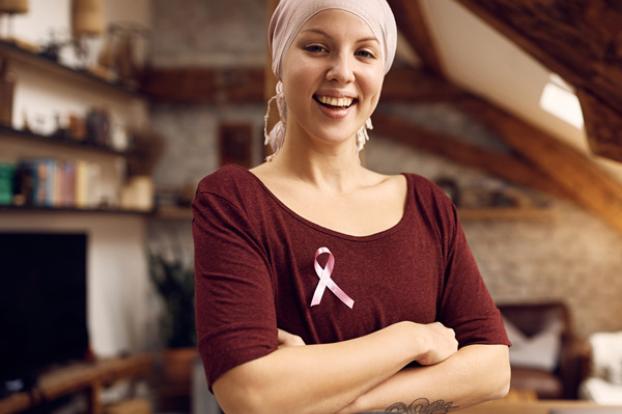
[361,72,384,104]
[282,64,317,102]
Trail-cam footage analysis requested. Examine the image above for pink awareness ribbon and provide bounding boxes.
[310,246,355,309]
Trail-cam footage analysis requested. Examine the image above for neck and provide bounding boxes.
[268,122,367,195]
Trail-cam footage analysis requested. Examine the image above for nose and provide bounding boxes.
[326,51,355,84]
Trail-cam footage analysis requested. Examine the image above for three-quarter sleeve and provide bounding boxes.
[192,189,278,393]
[437,200,510,348]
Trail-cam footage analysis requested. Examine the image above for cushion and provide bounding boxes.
[507,316,562,372]
[580,377,622,404]
[503,316,527,347]
[589,331,622,385]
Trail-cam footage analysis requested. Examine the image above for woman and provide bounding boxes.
[192,1,511,413]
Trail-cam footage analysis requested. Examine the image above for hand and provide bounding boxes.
[415,321,458,366]
[277,327,306,349]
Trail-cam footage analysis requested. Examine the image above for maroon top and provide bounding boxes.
[192,164,510,392]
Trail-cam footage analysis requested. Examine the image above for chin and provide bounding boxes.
[311,128,357,145]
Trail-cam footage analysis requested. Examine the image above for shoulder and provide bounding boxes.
[404,172,455,208]
[403,172,459,243]
[196,163,249,193]
[195,163,256,209]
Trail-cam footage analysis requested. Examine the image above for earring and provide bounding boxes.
[356,117,374,151]
[263,81,287,162]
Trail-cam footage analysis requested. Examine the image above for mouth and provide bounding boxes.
[312,94,359,119]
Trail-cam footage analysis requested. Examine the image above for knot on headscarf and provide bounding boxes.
[263,0,397,161]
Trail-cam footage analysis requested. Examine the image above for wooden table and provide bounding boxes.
[0,354,153,414]
[457,400,622,414]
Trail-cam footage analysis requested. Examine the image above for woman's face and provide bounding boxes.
[280,9,385,148]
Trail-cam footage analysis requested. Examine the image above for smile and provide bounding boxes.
[313,94,359,119]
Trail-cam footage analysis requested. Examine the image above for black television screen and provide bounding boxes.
[0,232,89,394]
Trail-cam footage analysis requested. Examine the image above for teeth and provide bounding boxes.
[316,95,354,108]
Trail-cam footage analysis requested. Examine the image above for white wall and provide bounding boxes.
[2,0,158,356]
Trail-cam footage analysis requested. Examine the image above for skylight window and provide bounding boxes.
[539,73,584,130]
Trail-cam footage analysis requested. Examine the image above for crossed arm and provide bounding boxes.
[212,321,510,414]
[335,343,510,413]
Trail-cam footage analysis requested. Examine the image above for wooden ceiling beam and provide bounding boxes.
[140,67,265,104]
[372,111,567,199]
[577,90,622,162]
[387,0,444,75]
[139,67,464,104]
[381,68,465,102]
[455,0,622,163]
[456,96,622,233]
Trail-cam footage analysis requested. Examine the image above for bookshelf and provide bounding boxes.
[0,39,151,213]
[0,6,157,408]
[0,39,141,99]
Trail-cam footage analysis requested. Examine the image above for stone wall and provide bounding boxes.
[148,0,622,338]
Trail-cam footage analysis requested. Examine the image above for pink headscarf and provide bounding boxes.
[263,0,398,162]
[269,0,398,78]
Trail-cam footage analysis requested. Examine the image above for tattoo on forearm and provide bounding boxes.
[384,398,458,413]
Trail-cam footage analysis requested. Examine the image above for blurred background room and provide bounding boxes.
[1,1,622,413]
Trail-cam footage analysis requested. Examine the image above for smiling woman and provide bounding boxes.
[192,1,511,414]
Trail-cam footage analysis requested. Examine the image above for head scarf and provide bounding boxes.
[263,0,398,162]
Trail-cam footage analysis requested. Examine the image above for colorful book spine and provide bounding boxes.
[0,162,15,205]
[11,158,108,209]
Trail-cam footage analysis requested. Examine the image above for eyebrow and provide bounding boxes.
[300,28,379,44]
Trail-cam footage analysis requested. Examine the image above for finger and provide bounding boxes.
[291,335,306,346]
[278,328,305,346]
[277,328,290,343]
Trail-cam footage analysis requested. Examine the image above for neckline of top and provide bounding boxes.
[232,164,412,242]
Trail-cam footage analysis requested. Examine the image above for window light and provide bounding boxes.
[539,73,584,130]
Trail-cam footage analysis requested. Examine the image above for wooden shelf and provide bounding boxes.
[458,207,556,221]
[0,354,153,414]
[0,39,141,99]
[152,206,192,220]
[0,205,154,216]
[0,124,129,156]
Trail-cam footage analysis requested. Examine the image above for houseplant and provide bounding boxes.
[148,252,195,348]
[148,252,197,411]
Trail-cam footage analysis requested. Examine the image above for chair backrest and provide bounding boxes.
[498,301,571,339]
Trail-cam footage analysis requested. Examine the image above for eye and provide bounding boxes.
[357,50,375,59]
[304,44,327,53]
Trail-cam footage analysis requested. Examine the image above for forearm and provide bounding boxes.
[340,344,510,413]
[247,321,421,414]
